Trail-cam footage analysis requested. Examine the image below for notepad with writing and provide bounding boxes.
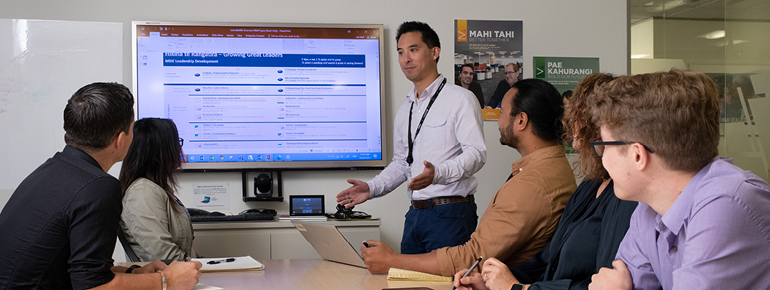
[194,256,265,272]
[387,268,452,282]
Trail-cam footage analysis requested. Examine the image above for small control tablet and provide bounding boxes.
[289,195,325,216]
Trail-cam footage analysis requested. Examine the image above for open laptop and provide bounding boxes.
[292,220,367,268]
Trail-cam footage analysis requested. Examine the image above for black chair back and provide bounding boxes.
[117,229,141,262]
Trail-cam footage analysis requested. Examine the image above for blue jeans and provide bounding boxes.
[400,199,478,254]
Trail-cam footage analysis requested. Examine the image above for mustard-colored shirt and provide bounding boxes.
[434,145,577,276]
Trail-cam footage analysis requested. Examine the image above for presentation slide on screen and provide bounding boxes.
[135,25,382,163]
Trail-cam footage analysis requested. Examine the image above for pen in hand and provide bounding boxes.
[363,241,371,248]
[453,256,483,290]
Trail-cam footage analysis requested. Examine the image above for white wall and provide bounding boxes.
[0,0,627,254]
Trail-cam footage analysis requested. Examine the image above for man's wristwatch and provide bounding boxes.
[511,284,525,290]
[125,265,141,273]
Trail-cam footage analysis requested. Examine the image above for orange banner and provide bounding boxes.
[457,20,467,42]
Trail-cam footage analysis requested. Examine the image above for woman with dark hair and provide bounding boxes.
[119,118,193,261]
[454,73,638,290]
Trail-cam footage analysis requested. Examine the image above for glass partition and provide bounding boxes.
[630,0,770,181]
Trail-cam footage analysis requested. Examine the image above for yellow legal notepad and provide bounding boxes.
[386,268,453,282]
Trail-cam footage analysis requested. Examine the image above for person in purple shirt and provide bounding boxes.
[587,69,770,290]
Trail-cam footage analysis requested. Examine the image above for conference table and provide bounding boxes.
[123,259,454,290]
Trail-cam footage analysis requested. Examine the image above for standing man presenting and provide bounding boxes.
[337,21,486,254]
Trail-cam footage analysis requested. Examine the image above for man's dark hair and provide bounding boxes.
[510,79,564,142]
[63,82,134,151]
[120,118,182,211]
[396,21,440,62]
[459,64,475,82]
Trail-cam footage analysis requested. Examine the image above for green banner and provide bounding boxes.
[533,56,600,94]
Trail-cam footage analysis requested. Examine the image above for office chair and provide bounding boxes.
[117,229,141,262]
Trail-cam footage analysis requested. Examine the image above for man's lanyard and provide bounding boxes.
[406,78,446,165]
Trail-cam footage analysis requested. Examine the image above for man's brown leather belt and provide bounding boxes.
[411,195,474,210]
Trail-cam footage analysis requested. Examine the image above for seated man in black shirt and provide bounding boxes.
[0,83,201,290]
[486,63,520,108]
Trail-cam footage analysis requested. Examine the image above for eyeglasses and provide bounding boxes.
[589,138,655,158]
[179,138,184,146]
[503,71,519,75]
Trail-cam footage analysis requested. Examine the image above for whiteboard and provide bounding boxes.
[0,19,122,191]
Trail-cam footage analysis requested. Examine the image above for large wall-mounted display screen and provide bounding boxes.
[132,21,385,170]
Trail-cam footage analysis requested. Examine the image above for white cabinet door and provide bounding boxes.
[271,229,320,259]
[194,229,271,260]
[192,220,381,260]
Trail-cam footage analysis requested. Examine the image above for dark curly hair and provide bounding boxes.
[563,73,616,180]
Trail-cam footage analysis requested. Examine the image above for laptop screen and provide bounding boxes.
[292,220,367,268]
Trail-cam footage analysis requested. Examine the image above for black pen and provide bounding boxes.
[207,258,236,264]
[453,256,482,290]
[363,241,371,248]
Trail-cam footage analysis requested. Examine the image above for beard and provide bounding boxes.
[499,123,519,149]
